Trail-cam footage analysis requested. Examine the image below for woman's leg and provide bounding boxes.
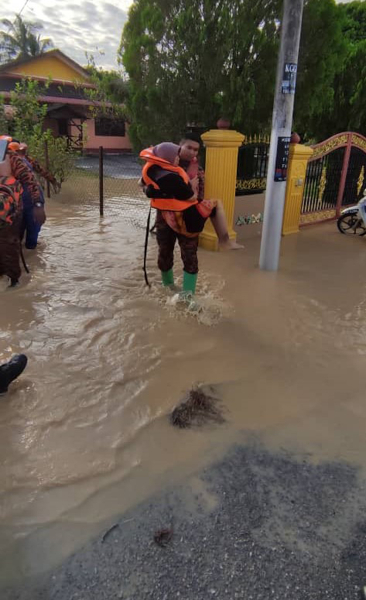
[210,200,244,250]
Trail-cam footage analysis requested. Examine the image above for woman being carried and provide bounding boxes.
[140,142,242,296]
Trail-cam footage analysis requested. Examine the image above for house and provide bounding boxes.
[0,49,132,153]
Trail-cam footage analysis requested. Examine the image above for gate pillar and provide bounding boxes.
[282,143,314,235]
[199,125,244,251]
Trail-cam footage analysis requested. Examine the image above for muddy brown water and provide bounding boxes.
[1,199,366,587]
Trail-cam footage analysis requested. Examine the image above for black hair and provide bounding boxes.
[180,132,202,145]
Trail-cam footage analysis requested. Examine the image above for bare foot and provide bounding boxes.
[219,240,245,251]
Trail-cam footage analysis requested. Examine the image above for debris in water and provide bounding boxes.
[101,523,119,543]
[101,518,135,543]
[154,528,173,547]
[170,387,225,429]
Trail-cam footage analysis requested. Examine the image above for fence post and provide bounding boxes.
[335,133,352,217]
[99,146,104,217]
[44,139,51,199]
[282,143,313,235]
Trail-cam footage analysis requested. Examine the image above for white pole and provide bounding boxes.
[259,0,305,271]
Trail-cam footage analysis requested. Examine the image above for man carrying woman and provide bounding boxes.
[140,141,242,296]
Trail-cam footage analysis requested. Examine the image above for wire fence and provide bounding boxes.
[54,140,271,226]
[54,147,150,229]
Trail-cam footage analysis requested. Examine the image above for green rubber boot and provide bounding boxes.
[180,271,201,312]
[161,269,174,287]
[182,271,197,295]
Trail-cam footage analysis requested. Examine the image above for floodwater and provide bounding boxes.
[1,199,366,588]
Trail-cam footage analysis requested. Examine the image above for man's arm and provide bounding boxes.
[9,154,41,204]
[27,156,57,185]
[197,166,205,201]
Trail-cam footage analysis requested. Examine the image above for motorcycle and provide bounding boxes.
[337,190,366,236]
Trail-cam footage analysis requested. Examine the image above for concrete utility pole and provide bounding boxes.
[259,0,305,271]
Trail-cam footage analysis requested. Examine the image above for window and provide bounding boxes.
[58,119,68,135]
[95,118,126,137]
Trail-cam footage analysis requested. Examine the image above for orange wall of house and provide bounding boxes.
[8,54,89,83]
[84,119,132,151]
[41,118,132,152]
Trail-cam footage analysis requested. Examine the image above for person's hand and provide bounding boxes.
[33,205,46,226]
[190,176,199,195]
[52,181,61,194]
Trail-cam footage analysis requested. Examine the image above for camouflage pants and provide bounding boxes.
[156,215,199,275]
[0,217,21,281]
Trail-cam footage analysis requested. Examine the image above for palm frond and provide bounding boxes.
[0,14,53,61]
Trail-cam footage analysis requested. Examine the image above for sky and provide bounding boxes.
[2,0,355,72]
[4,0,133,70]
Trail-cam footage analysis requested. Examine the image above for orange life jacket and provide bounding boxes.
[140,147,198,212]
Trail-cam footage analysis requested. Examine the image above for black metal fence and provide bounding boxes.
[236,136,270,195]
[302,141,366,216]
[344,147,366,206]
[302,149,344,214]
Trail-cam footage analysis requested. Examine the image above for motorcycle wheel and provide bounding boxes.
[337,214,366,236]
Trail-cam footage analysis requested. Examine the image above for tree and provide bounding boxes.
[0,14,53,63]
[119,0,351,150]
[0,95,10,134]
[312,1,366,137]
[10,78,48,141]
[83,53,129,120]
[119,0,237,149]
[7,78,74,184]
[293,0,348,140]
[338,0,366,44]
[219,0,281,134]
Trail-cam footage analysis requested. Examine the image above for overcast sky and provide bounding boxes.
[6,0,131,70]
[3,0,355,71]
